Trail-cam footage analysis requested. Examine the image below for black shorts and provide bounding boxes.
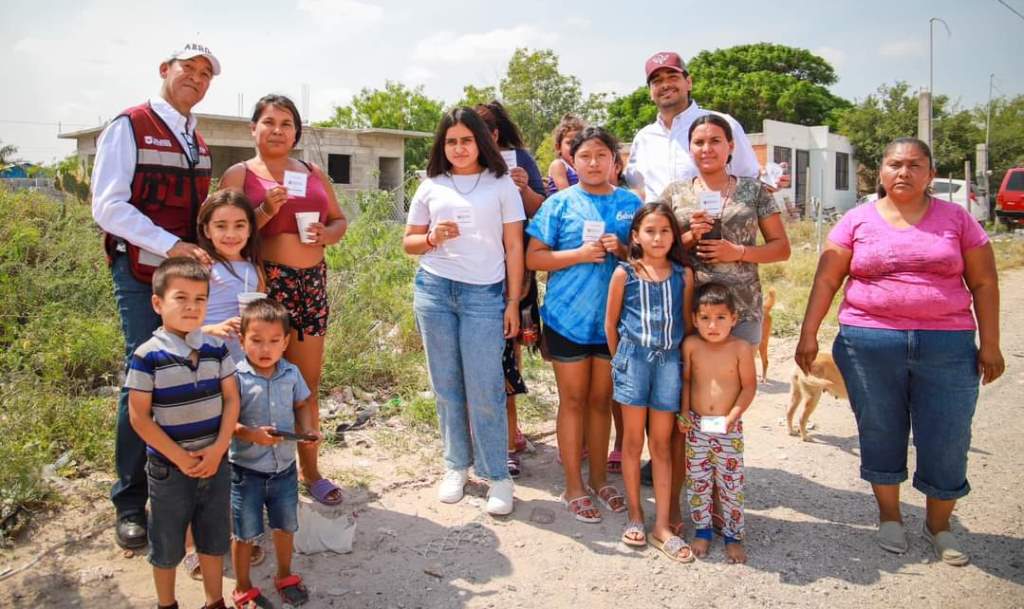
[543,325,610,363]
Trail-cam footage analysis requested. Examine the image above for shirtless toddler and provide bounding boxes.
[678,283,756,563]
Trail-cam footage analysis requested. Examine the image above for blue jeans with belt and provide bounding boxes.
[832,325,979,500]
[413,268,509,482]
[110,253,162,516]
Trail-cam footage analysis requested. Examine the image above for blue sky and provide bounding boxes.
[2,0,1022,162]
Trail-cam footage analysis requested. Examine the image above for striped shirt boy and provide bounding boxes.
[125,327,236,463]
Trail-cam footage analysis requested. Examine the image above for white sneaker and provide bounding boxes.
[485,478,515,515]
[437,469,468,504]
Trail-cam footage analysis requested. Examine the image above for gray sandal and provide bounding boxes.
[652,535,694,563]
[877,521,908,554]
[922,524,969,566]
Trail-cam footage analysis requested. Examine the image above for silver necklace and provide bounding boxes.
[447,171,483,195]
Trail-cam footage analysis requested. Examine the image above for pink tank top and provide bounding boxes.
[242,161,330,238]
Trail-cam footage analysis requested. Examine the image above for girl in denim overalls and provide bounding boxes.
[605,202,694,562]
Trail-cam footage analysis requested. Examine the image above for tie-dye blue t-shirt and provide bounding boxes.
[527,185,642,345]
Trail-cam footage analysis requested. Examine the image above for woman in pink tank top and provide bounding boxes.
[219,94,348,507]
[796,137,1003,566]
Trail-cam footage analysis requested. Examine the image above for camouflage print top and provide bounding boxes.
[660,176,780,324]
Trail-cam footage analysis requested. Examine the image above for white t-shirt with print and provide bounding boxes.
[407,171,525,285]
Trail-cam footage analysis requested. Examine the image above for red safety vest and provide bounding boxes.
[103,101,212,284]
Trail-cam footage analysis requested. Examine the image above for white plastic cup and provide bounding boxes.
[295,212,319,244]
[237,291,267,314]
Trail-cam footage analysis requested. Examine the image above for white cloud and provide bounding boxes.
[310,86,355,122]
[877,40,926,58]
[403,65,436,84]
[814,46,846,70]
[566,16,591,29]
[413,25,555,64]
[296,0,383,27]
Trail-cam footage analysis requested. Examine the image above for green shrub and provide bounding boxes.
[321,190,424,393]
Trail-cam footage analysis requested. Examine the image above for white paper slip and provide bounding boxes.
[698,191,723,217]
[500,149,518,169]
[453,208,474,226]
[137,249,166,268]
[582,220,605,243]
[283,170,308,197]
[763,162,785,188]
[700,416,728,434]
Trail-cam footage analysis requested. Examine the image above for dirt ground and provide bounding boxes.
[2,270,1024,609]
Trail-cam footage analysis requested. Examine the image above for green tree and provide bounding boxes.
[455,84,498,108]
[0,139,18,165]
[978,95,1024,195]
[836,82,982,188]
[499,48,600,152]
[317,81,443,172]
[604,86,658,142]
[604,44,849,143]
[687,43,850,133]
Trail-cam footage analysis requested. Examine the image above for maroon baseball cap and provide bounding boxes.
[645,51,687,83]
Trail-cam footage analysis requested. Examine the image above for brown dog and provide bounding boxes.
[759,288,776,383]
[787,352,848,441]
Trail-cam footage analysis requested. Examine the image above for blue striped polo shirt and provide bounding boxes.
[125,327,236,462]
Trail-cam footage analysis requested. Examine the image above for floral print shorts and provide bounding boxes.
[264,260,329,341]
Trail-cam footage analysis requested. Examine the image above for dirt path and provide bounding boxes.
[3,271,1024,609]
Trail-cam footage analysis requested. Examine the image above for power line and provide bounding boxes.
[998,0,1024,21]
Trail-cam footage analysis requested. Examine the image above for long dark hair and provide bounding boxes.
[688,114,733,165]
[425,107,508,178]
[251,94,302,146]
[198,189,263,284]
[628,202,687,266]
[877,137,934,198]
[475,100,525,150]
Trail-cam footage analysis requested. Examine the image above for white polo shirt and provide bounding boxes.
[91,96,203,257]
[626,100,760,201]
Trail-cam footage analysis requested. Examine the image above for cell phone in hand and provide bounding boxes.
[267,429,318,442]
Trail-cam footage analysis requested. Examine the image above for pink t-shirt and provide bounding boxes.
[828,198,989,330]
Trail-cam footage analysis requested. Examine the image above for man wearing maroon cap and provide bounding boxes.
[625,51,763,201]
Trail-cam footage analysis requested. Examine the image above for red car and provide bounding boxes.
[996,167,1024,228]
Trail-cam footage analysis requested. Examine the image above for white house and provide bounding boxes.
[747,119,857,216]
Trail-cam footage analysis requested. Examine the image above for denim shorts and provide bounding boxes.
[832,325,979,500]
[611,339,682,412]
[731,318,762,346]
[230,462,299,542]
[147,457,230,568]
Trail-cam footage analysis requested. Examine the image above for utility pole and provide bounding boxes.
[986,73,995,161]
[928,17,951,156]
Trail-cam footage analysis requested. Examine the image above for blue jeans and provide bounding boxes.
[832,325,979,500]
[230,462,299,542]
[413,269,509,482]
[111,253,162,517]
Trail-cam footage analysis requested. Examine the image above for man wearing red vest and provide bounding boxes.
[91,43,220,549]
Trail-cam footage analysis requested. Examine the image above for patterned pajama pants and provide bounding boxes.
[686,415,746,540]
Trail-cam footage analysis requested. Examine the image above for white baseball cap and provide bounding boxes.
[167,42,221,75]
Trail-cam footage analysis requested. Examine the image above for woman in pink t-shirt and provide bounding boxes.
[796,138,1004,566]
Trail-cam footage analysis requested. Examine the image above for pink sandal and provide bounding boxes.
[607,449,623,474]
[559,492,602,523]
